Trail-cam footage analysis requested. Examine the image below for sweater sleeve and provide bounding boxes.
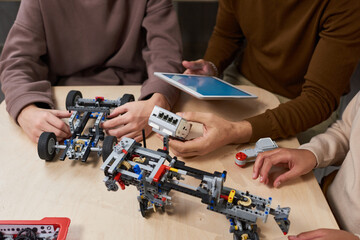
[203,0,245,74]
[140,0,183,108]
[245,0,360,142]
[298,92,359,168]
[0,0,54,122]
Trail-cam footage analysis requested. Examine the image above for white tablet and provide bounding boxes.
[154,72,257,100]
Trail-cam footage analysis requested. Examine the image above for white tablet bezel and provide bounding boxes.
[154,72,257,100]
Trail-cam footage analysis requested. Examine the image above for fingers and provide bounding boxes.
[182,59,214,75]
[182,59,205,70]
[53,110,72,119]
[253,148,297,187]
[46,112,71,137]
[167,137,208,157]
[102,113,129,129]
[107,105,127,119]
[289,229,326,240]
[43,120,71,140]
[253,149,281,180]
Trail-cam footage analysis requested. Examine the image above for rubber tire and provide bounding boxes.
[119,94,135,106]
[38,132,57,161]
[102,136,117,162]
[66,90,82,110]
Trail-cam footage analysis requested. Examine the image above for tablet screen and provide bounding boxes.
[159,73,254,97]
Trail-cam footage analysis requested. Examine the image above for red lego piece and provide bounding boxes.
[153,165,170,183]
[95,96,105,102]
[236,152,247,160]
[114,173,126,190]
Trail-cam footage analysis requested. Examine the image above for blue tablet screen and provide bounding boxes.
[163,74,252,96]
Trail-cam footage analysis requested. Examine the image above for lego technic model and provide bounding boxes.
[100,108,290,240]
[37,90,134,162]
[235,138,278,168]
[0,218,70,240]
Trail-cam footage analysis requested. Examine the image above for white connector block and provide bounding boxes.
[148,106,191,140]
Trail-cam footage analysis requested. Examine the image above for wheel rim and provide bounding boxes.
[48,138,55,155]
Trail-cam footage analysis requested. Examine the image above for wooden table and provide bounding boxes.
[0,85,338,239]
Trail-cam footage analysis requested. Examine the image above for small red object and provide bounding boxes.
[153,165,170,183]
[95,96,104,101]
[114,173,126,190]
[236,152,247,160]
[220,195,229,200]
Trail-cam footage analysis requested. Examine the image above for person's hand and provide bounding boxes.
[102,93,170,142]
[17,104,72,143]
[162,112,252,157]
[252,148,317,187]
[182,59,217,76]
[288,228,359,240]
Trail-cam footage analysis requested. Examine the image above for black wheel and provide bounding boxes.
[38,132,57,161]
[66,90,82,110]
[139,199,148,218]
[119,94,135,106]
[102,136,117,162]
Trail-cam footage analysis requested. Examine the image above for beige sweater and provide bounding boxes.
[300,92,360,235]
[0,0,183,121]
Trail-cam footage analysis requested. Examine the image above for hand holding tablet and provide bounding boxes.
[154,72,257,100]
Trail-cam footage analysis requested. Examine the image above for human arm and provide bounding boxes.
[252,92,359,186]
[102,93,170,142]
[288,229,359,240]
[140,0,183,109]
[162,112,252,157]
[0,0,55,121]
[297,91,359,168]
[245,0,360,141]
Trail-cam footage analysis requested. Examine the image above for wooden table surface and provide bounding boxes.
[0,85,338,239]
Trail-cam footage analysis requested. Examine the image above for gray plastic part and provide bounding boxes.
[235,137,278,167]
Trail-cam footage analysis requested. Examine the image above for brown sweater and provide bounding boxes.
[0,0,183,121]
[204,0,360,142]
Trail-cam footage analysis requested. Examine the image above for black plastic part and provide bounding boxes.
[173,160,215,179]
[66,90,82,110]
[81,145,91,162]
[139,199,148,217]
[102,136,118,162]
[120,94,135,106]
[38,132,57,161]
